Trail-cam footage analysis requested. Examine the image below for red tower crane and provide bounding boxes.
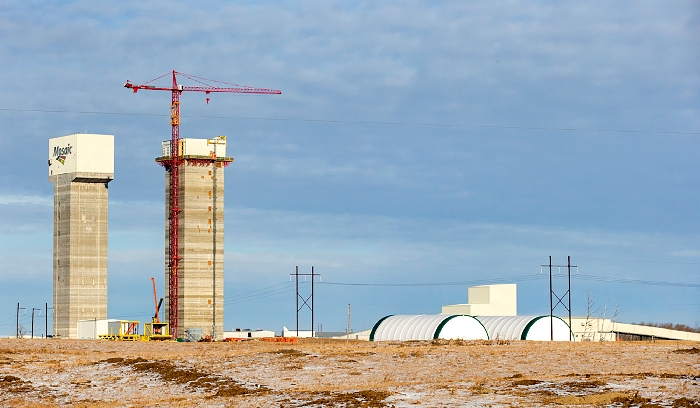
[125,70,281,339]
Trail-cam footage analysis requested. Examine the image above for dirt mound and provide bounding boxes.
[513,379,542,386]
[562,380,607,390]
[672,397,700,407]
[304,390,393,407]
[100,357,268,396]
[268,348,308,357]
[673,347,700,354]
[551,392,630,405]
[0,375,34,394]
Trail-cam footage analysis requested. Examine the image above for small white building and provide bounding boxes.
[77,319,122,340]
[223,329,275,339]
[281,326,315,338]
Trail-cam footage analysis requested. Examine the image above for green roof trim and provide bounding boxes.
[472,316,490,340]
[521,315,574,340]
[433,315,458,339]
[369,315,393,342]
[434,315,490,340]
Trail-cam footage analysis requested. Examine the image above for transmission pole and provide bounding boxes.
[542,256,576,341]
[290,266,321,337]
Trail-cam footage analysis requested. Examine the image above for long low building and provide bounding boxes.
[369,314,699,342]
[569,317,700,342]
[369,315,574,342]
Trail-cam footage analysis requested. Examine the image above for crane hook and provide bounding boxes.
[206,97,210,104]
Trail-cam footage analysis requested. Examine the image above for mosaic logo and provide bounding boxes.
[53,144,72,165]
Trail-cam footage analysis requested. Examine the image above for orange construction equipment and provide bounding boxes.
[151,277,163,323]
[260,337,299,343]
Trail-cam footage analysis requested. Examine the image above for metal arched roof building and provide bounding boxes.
[369,315,489,341]
[476,316,573,341]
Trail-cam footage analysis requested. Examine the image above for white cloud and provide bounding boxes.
[0,194,52,206]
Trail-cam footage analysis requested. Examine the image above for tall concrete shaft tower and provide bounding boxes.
[157,137,231,340]
[48,134,114,338]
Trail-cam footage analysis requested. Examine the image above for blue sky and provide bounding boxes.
[0,1,698,336]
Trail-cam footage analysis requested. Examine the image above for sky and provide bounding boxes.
[0,1,698,337]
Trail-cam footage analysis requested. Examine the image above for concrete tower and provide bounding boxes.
[157,137,231,340]
[48,134,114,338]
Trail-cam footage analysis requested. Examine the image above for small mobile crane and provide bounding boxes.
[144,277,171,341]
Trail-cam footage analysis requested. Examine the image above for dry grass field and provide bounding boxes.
[0,338,698,407]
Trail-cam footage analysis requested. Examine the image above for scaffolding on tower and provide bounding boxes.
[125,71,280,339]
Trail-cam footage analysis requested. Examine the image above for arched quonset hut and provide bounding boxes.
[476,316,573,341]
[369,315,489,341]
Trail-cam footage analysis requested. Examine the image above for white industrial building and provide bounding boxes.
[442,284,517,316]
[369,315,573,342]
[365,283,700,342]
[569,317,700,342]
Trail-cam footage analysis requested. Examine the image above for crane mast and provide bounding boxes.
[126,70,280,339]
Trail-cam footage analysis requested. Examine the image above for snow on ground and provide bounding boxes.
[0,338,698,407]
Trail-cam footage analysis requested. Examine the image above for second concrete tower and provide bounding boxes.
[157,137,231,340]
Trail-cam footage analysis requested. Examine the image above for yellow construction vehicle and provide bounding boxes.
[99,320,142,341]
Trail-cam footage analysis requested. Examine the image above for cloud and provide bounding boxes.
[0,194,52,206]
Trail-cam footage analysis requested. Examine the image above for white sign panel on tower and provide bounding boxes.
[48,134,114,177]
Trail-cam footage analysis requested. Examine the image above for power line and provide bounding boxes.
[577,257,700,265]
[0,107,697,135]
[224,282,289,299]
[317,273,697,288]
[319,274,545,287]
[224,282,307,305]
[572,274,700,288]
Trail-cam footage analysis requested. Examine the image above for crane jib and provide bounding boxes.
[125,83,281,95]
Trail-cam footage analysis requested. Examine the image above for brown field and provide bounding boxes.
[0,338,698,407]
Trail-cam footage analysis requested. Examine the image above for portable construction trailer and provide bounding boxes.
[476,316,573,341]
[77,319,122,340]
[370,315,489,341]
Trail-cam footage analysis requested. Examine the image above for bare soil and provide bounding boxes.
[0,338,698,407]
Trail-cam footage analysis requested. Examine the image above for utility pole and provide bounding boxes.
[290,266,321,337]
[16,303,26,338]
[346,304,351,342]
[31,308,41,339]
